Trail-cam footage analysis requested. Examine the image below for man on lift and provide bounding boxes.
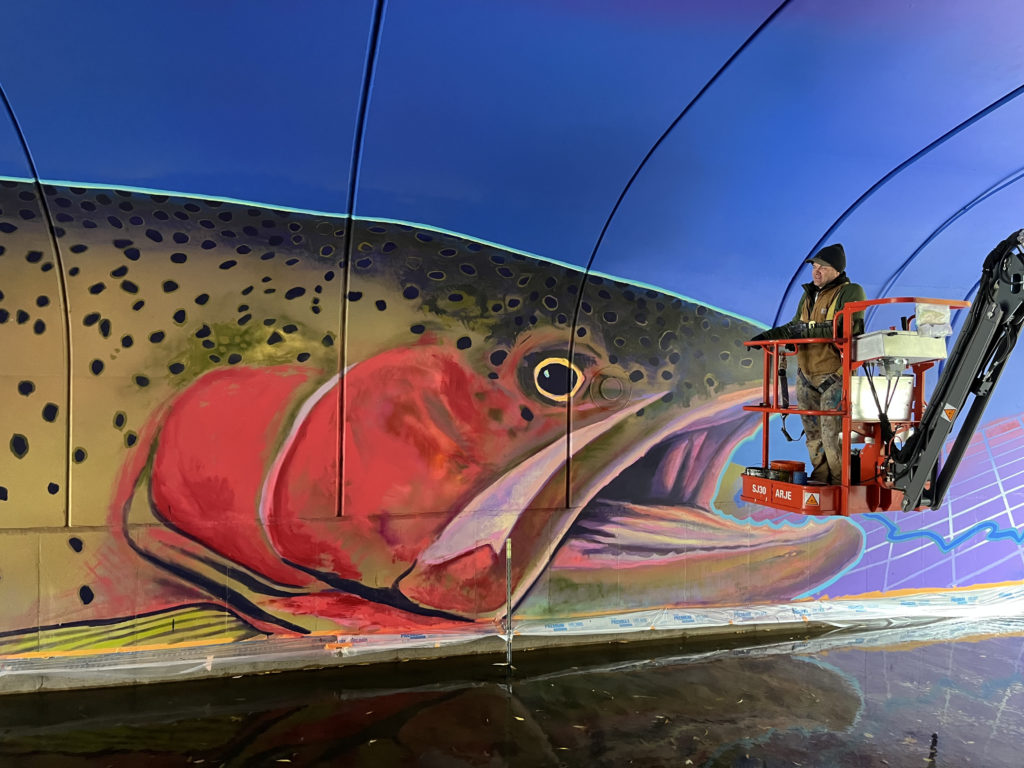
[750,244,866,484]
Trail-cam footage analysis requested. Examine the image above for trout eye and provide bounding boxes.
[533,357,584,402]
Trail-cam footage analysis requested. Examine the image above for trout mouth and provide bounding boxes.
[597,405,759,511]
[520,387,865,614]
[560,389,767,561]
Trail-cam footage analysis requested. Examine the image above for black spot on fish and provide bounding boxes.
[457,336,472,350]
[134,375,150,387]
[10,434,28,458]
[90,359,104,375]
[0,486,6,501]
[17,380,34,396]
[73,447,87,463]
[520,406,534,422]
[47,482,59,494]
[121,334,133,347]
[169,362,185,374]
[42,403,58,422]
[69,536,83,552]
[285,287,305,300]
[403,286,419,300]
[79,586,94,605]
[89,282,106,294]
[629,370,644,383]
[410,324,425,335]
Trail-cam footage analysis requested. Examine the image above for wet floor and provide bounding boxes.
[1,618,1023,767]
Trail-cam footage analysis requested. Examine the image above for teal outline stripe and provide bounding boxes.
[359,214,765,327]
[0,176,764,327]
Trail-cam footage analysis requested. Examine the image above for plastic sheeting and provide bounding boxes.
[3,583,1023,694]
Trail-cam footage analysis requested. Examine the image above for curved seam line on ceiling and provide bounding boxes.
[868,165,1024,326]
[339,0,387,518]
[559,0,793,514]
[773,82,1024,325]
[349,0,387,218]
[576,0,794,284]
[0,81,73,527]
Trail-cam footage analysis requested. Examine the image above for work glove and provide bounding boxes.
[748,322,798,349]
[748,331,769,349]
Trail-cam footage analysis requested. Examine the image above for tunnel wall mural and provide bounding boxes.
[1,0,1024,688]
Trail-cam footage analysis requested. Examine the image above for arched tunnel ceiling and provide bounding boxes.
[1,0,1024,418]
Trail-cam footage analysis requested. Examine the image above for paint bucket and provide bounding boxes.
[770,460,805,473]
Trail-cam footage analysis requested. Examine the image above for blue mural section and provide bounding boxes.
[0,2,376,212]
[356,0,779,265]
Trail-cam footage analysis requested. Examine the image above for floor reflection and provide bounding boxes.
[1,618,1023,766]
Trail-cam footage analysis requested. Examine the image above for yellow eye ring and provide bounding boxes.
[533,357,585,402]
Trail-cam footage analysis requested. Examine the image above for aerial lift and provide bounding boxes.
[741,230,1024,516]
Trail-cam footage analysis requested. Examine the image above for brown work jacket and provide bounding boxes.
[794,276,865,376]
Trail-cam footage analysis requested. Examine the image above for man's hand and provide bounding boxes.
[748,331,769,350]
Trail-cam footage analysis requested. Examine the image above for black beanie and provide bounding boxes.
[805,243,846,272]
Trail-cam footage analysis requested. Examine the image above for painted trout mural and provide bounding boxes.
[0,180,866,651]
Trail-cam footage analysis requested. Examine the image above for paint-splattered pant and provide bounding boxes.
[797,370,843,484]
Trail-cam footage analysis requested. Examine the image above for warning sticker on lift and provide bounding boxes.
[940,404,957,422]
[803,491,820,507]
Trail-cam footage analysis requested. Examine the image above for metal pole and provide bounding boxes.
[505,537,512,667]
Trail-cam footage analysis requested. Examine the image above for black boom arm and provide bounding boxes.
[890,230,1024,511]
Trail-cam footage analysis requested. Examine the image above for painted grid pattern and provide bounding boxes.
[821,414,1024,597]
